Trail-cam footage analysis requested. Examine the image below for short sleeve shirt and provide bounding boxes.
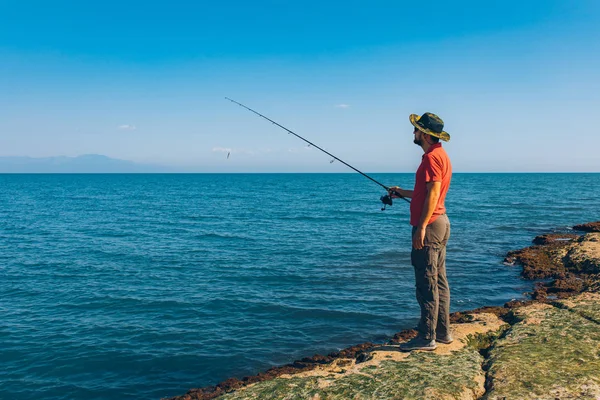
[410,143,452,226]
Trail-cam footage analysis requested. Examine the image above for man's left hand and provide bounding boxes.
[413,226,426,249]
[388,186,401,198]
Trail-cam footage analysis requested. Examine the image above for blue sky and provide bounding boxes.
[1,0,599,172]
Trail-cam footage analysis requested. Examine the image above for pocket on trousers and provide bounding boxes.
[411,248,423,268]
[422,246,440,278]
[412,247,437,278]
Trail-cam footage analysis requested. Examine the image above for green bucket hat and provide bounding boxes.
[409,112,450,142]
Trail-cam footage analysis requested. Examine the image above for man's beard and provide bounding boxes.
[413,137,422,146]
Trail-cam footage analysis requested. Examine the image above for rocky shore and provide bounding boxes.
[168,221,600,400]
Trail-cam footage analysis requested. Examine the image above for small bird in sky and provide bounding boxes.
[330,159,334,163]
[227,152,230,159]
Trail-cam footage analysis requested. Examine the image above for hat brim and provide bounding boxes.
[410,114,450,142]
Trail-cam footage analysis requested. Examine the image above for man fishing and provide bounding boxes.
[226,101,452,350]
[389,112,453,351]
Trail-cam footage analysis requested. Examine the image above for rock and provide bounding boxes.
[532,233,578,245]
[484,302,600,399]
[564,233,600,274]
[573,221,600,232]
[354,352,373,364]
[213,313,505,400]
[506,231,600,298]
[389,329,418,344]
[504,243,569,279]
[555,292,600,324]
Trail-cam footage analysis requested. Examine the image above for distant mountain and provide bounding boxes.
[0,154,171,173]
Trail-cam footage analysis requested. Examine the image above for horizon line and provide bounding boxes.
[0,171,598,175]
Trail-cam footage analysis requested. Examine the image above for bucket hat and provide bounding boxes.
[409,112,450,142]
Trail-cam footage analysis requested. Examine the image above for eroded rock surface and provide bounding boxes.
[504,234,574,280]
[573,221,600,233]
[564,233,600,274]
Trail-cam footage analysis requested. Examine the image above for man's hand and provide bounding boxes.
[388,186,402,198]
[413,226,426,249]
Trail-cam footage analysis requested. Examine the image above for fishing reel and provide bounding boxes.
[380,194,393,211]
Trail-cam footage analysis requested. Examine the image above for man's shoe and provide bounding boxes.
[436,335,454,344]
[399,337,437,352]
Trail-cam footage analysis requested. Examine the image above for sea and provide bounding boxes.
[1,173,599,400]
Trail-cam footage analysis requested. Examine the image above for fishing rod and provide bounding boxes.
[225,97,409,209]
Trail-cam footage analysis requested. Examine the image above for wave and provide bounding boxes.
[196,232,255,241]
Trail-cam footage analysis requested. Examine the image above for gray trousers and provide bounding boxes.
[410,214,451,341]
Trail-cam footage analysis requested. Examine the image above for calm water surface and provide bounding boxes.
[1,173,599,399]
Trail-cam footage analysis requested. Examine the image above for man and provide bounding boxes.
[389,112,452,351]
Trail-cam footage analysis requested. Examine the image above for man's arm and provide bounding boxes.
[413,181,441,249]
[388,186,414,199]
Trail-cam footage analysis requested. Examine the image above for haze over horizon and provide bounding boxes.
[1,154,599,174]
[1,1,599,173]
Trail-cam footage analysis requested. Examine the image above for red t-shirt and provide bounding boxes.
[410,143,452,227]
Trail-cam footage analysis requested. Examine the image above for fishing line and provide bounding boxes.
[225,97,409,209]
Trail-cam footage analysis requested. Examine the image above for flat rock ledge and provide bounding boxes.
[167,223,600,400]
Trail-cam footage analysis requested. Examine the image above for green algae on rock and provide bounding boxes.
[555,292,600,325]
[208,313,507,400]
[219,350,487,400]
[483,303,600,399]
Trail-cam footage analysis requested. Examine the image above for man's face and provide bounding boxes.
[413,127,423,146]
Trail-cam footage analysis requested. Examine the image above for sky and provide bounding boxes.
[1,0,599,172]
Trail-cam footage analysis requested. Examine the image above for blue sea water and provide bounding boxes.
[1,173,599,400]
